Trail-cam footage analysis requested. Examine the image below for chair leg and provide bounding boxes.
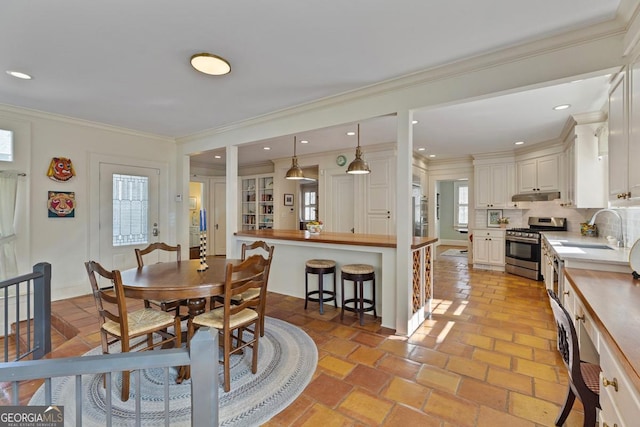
[304,270,309,310]
[318,272,325,314]
[252,327,259,374]
[333,271,337,308]
[582,404,597,427]
[555,387,575,426]
[223,330,232,392]
[358,280,364,325]
[340,276,345,320]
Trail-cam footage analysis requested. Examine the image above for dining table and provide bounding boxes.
[119,256,243,319]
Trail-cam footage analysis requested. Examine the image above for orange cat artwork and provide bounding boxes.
[47,157,76,182]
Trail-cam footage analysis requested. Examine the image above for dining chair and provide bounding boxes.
[135,242,188,321]
[85,260,181,402]
[211,240,274,336]
[547,289,601,427]
[189,254,269,392]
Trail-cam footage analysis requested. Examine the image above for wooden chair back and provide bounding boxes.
[135,242,181,267]
[221,255,268,326]
[85,260,129,338]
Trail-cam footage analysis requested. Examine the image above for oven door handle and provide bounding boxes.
[506,236,539,244]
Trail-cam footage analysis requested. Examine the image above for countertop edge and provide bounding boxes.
[234,230,438,249]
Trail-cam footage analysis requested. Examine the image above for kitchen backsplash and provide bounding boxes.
[474,202,640,248]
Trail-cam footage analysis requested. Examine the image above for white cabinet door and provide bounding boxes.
[517,159,538,193]
[473,237,489,263]
[517,155,560,193]
[609,76,628,201]
[474,163,512,208]
[365,154,395,234]
[536,155,559,191]
[629,61,640,201]
[488,237,505,265]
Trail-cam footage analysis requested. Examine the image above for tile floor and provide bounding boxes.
[3,246,586,426]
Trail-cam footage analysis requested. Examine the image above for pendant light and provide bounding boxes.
[285,136,305,180]
[346,124,370,174]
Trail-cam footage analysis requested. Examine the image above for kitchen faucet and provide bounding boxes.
[588,209,625,247]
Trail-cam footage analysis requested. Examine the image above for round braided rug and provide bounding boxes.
[30,317,317,426]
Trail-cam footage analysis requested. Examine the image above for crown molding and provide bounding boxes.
[0,103,174,143]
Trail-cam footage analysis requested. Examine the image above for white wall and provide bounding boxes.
[0,106,177,300]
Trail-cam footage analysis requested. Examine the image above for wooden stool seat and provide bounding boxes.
[305,259,337,314]
[340,264,376,326]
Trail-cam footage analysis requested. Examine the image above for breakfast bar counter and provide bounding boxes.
[234,230,438,335]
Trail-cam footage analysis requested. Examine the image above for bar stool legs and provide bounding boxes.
[304,259,337,314]
[340,264,376,326]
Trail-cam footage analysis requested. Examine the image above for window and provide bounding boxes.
[112,174,149,246]
[454,181,468,228]
[0,129,13,161]
[301,184,317,221]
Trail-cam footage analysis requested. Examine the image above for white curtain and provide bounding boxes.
[0,171,19,281]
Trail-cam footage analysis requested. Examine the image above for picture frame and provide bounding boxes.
[487,209,503,228]
[284,193,294,206]
[189,197,197,210]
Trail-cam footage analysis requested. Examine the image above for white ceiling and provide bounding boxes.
[0,1,623,165]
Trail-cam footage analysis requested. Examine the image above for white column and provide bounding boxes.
[395,110,413,336]
[225,145,239,257]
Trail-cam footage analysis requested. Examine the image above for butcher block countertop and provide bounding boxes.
[234,229,438,250]
[564,268,640,391]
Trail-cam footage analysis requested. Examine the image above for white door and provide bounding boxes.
[212,180,227,255]
[332,174,355,233]
[99,163,160,270]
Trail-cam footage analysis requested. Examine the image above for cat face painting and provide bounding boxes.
[48,191,75,218]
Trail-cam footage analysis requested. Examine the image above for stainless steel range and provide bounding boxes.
[505,217,567,280]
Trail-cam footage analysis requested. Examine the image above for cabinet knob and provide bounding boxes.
[575,314,585,322]
[602,377,618,392]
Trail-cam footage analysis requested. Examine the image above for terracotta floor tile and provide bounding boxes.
[509,392,560,425]
[317,355,356,378]
[493,339,534,360]
[415,365,461,394]
[382,377,430,409]
[347,345,384,366]
[424,390,479,427]
[265,394,314,426]
[408,346,448,368]
[376,355,421,380]
[533,377,568,404]
[350,331,385,348]
[345,364,391,394]
[382,404,441,427]
[513,358,559,382]
[338,389,393,425]
[457,378,508,411]
[295,403,355,427]
[486,367,533,395]
[446,355,489,381]
[304,373,353,407]
[513,333,551,350]
[475,405,535,427]
[472,347,511,369]
[320,337,359,357]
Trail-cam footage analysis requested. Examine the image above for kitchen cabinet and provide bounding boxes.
[240,174,274,230]
[472,229,505,270]
[562,120,607,208]
[609,62,640,204]
[540,238,554,292]
[474,163,515,208]
[516,154,560,194]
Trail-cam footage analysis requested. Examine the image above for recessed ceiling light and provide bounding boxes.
[190,53,231,76]
[553,104,571,111]
[418,147,426,151]
[412,120,419,125]
[263,147,271,150]
[429,154,436,158]
[571,79,583,83]
[6,70,32,80]
[515,141,524,145]
[346,131,356,136]
[214,155,222,159]
[300,140,309,144]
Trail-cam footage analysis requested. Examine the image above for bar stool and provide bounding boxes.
[341,264,376,325]
[304,259,337,314]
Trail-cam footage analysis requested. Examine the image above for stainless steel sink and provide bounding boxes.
[558,243,613,250]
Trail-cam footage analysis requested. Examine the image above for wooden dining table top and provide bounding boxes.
[119,256,242,301]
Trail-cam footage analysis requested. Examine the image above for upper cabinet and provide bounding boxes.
[608,62,640,205]
[516,154,560,194]
[562,117,608,208]
[474,162,515,209]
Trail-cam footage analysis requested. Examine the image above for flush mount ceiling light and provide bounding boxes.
[190,53,231,76]
[6,70,32,80]
[346,124,371,175]
[285,136,305,180]
[418,147,426,151]
[553,104,571,110]
[515,141,525,145]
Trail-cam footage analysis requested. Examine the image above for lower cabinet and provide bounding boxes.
[472,229,505,271]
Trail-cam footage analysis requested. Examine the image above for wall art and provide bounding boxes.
[47,157,76,182]
[48,191,75,218]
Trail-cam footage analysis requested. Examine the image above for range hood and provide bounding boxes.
[511,191,561,202]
